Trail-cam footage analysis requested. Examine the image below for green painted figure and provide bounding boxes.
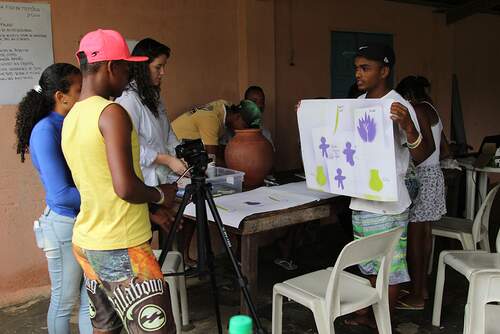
[316,166,327,186]
[369,169,384,192]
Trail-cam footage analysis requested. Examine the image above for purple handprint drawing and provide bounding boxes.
[357,113,376,142]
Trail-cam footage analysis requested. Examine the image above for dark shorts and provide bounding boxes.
[73,242,175,333]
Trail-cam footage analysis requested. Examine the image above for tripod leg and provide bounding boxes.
[203,220,223,334]
[204,187,267,334]
[194,186,223,334]
[159,184,194,267]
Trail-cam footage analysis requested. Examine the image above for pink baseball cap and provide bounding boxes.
[77,29,148,64]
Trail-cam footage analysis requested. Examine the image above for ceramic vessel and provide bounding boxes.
[225,129,273,188]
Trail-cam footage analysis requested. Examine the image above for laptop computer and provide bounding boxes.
[456,135,500,158]
[473,142,497,168]
[478,135,500,153]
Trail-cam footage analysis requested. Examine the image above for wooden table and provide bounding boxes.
[224,197,341,314]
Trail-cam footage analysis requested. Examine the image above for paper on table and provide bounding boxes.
[271,181,338,200]
[183,186,321,228]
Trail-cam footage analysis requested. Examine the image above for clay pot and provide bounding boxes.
[225,129,273,188]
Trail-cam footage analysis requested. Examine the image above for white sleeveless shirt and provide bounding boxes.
[419,101,442,167]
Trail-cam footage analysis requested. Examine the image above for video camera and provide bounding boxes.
[175,139,210,177]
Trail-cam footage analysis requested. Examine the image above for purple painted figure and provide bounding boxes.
[343,142,356,166]
[334,168,346,190]
[319,136,330,158]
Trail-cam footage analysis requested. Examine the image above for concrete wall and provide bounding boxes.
[453,14,500,151]
[0,0,267,305]
[274,0,455,169]
[0,0,499,304]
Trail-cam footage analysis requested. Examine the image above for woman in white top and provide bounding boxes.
[116,38,187,187]
[116,38,187,235]
[396,76,448,310]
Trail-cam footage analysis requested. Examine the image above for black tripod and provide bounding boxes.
[158,174,266,334]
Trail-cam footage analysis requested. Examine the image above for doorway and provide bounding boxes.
[331,31,394,98]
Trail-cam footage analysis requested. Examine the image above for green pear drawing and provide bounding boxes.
[316,166,327,186]
[369,169,383,192]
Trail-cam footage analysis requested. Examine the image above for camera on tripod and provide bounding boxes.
[164,140,266,333]
[175,139,211,177]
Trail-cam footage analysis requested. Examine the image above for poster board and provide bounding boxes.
[0,2,53,104]
[297,99,398,202]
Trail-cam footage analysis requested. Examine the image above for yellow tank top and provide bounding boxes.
[61,96,151,250]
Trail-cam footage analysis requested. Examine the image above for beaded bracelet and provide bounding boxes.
[407,132,423,150]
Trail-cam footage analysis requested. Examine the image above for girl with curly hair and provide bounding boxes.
[14,63,91,333]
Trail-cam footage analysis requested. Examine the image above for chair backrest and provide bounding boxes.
[465,269,500,334]
[472,183,500,251]
[324,226,404,317]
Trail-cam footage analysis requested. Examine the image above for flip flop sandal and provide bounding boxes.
[342,316,377,329]
[398,288,411,298]
[274,258,298,271]
[184,263,198,277]
[395,300,425,310]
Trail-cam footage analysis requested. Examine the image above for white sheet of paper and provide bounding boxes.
[183,186,322,228]
[298,99,398,201]
[271,181,338,200]
[0,2,53,104]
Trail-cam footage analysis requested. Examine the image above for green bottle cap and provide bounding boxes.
[229,315,253,334]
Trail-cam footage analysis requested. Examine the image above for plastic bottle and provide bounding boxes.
[228,315,253,334]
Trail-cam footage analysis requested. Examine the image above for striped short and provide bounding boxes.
[352,210,410,285]
[73,242,175,333]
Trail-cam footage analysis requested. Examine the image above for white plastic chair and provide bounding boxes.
[429,184,500,273]
[432,225,500,327]
[463,269,500,334]
[272,227,404,334]
[153,249,190,333]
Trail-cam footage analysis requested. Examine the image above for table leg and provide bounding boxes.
[466,169,477,220]
[478,171,488,209]
[240,233,259,315]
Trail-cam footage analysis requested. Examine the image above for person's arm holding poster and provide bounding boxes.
[390,102,434,164]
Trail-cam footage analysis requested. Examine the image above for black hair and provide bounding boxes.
[244,85,264,99]
[226,103,253,128]
[129,38,171,117]
[15,63,81,162]
[76,51,106,74]
[226,103,240,114]
[395,75,431,103]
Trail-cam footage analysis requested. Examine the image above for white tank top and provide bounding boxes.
[419,101,442,167]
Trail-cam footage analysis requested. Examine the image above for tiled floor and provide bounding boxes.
[0,222,473,333]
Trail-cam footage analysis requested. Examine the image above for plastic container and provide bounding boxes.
[206,166,245,197]
[174,166,245,198]
[228,315,253,334]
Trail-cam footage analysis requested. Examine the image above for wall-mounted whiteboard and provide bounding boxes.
[0,2,53,104]
[298,99,398,202]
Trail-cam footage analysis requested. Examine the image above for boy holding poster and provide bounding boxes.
[347,44,433,328]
